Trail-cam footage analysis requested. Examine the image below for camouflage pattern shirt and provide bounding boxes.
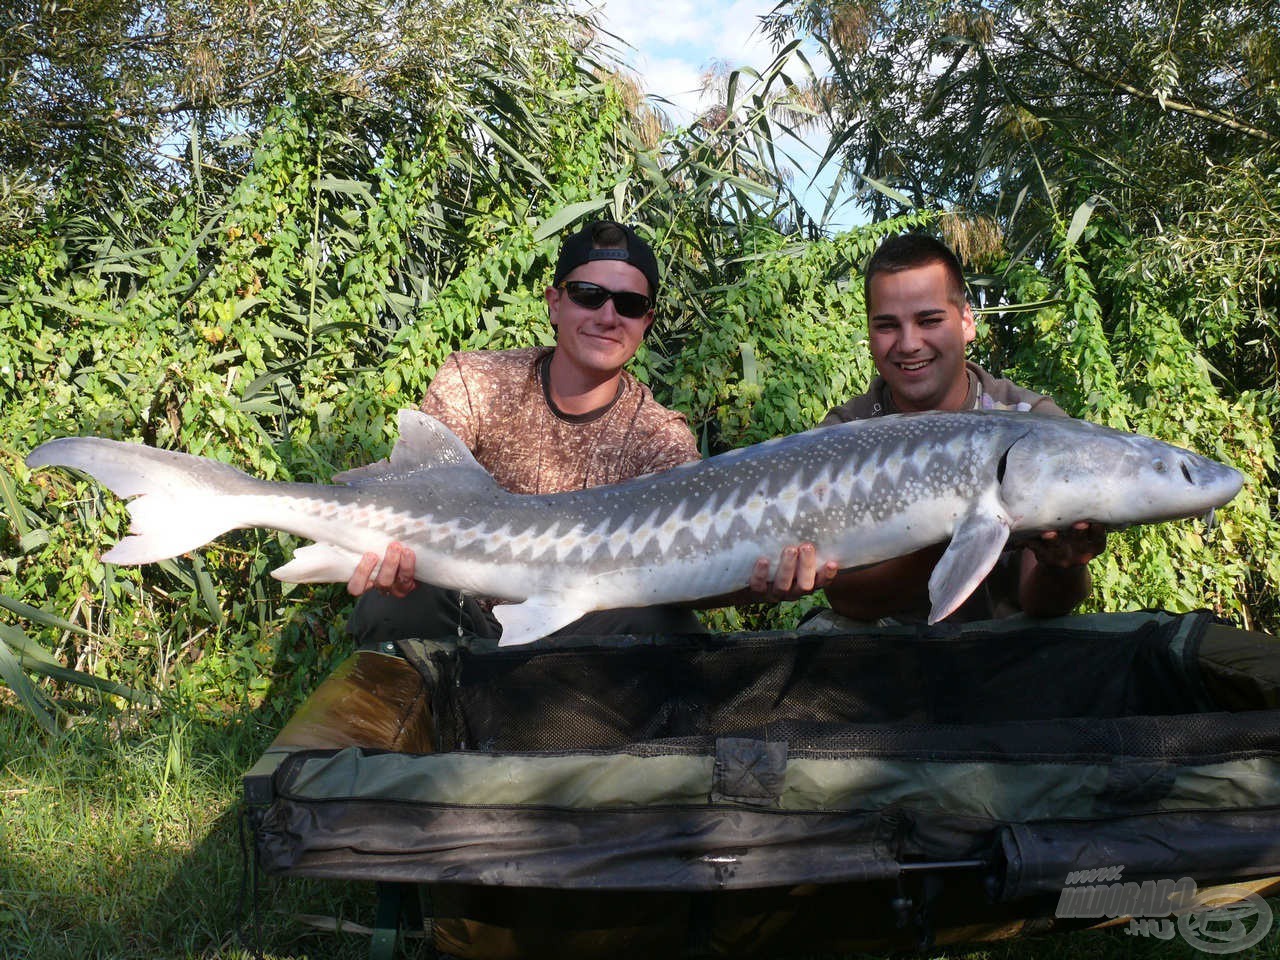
[820,361,1066,424]
[420,347,700,495]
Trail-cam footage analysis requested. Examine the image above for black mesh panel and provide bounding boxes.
[417,615,1280,761]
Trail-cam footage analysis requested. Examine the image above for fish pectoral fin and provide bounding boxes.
[271,543,366,583]
[927,508,1011,624]
[494,598,590,647]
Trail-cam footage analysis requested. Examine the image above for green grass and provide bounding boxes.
[0,702,375,959]
[2,696,1279,960]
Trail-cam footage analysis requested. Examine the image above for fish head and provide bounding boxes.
[996,416,1244,532]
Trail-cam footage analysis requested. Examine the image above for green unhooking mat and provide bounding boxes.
[243,610,1280,956]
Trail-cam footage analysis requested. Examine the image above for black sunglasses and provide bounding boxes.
[558,280,652,319]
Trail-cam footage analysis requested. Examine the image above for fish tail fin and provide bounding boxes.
[102,494,249,564]
[27,437,263,565]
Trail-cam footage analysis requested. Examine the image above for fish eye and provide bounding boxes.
[1153,459,1167,473]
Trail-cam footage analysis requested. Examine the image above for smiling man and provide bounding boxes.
[347,220,829,646]
[414,222,694,498]
[817,232,1106,624]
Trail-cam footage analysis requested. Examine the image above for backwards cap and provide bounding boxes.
[552,221,660,298]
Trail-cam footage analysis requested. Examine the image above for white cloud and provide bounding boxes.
[711,0,780,64]
[597,0,708,48]
[592,0,780,120]
[585,0,862,228]
[634,56,709,122]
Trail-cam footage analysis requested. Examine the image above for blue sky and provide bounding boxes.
[593,1,861,230]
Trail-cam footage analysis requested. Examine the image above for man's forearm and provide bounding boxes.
[823,545,944,621]
[1018,550,1092,618]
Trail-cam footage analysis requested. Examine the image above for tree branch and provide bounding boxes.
[1020,27,1274,142]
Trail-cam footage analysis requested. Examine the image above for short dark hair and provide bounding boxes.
[864,233,967,308]
[553,220,661,298]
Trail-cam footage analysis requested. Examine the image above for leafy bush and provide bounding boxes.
[0,11,1275,729]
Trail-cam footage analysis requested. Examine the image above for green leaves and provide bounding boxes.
[533,199,610,242]
[998,227,1280,629]
[1063,196,1099,249]
[0,626,60,735]
[1150,50,1181,110]
[0,0,1275,730]
[771,0,1280,267]
[0,614,158,737]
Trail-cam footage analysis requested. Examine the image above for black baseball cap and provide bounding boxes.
[552,221,661,298]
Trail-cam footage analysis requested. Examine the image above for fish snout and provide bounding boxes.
[1162,451,1244,507]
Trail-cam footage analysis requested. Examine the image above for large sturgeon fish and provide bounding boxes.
[27,409,1242,645]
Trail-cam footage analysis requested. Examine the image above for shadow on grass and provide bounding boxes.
[0,694,407,960]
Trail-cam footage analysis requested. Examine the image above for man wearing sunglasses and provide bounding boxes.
[348,220,830,646]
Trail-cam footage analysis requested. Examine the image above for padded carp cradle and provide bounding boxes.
[243,610,1280,958]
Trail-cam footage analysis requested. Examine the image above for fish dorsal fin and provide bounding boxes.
[333,410,482,486]
[927,494,1011,624]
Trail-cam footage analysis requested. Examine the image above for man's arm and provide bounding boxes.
[822,545,944,621]
[348,542,417,599]
[419,353,480,449]
[348,356,478,601]
[822,524,1107,622]
[1017,521,1107,617]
